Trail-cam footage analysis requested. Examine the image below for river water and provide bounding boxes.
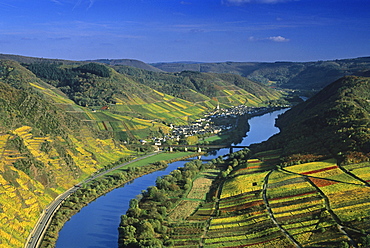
[56,108,287,248]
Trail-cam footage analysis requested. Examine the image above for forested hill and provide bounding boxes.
[152,57,370,90]
[113,66,283,105]
[0,54,162,72]
[254,76,370,164]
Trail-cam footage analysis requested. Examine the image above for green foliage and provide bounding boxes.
[115,65,282,104]
[73,63,110,77]
[118,159,215,247]
[24,62,78,86]
[254,76,370,161]
[25,62,114,106]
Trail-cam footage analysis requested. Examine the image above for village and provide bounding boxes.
[150,105,274,146]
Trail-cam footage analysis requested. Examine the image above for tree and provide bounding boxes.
[360,235,370,247]
[339,241,349,248]
[185,135,198,145]
[119,225,137,240]
[138,221,155,240]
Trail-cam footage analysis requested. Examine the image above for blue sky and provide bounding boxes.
[0,0,369,62]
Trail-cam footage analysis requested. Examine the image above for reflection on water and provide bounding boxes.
[56,109,287,248]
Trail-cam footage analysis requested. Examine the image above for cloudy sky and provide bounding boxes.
[0,0,369,62]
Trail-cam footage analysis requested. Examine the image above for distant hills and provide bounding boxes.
[0,54,162,72]
[2,53,370,91]
[152,57,370,90]
[87,58,163,72]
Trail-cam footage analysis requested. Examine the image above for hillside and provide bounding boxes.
[152,57,370,90]
[114,66,284,108]
[0,60,137,247]
[0,58,285,247]
[254,76,370,164]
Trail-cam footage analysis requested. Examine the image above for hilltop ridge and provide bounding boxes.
[152,57,370,90]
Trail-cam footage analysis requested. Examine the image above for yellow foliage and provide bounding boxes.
[221,171,268,198]
[152,89,165,97]
[29,82,45,90]
[13,125,32,134]
[285,159,337,174]
[171,101,187,109]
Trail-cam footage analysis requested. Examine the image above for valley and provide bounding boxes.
[0,54,368,248]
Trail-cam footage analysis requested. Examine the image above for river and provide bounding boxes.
[56,108,287,248]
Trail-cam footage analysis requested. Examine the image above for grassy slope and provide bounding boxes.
[204,155,370,247]
[206,76,370,247]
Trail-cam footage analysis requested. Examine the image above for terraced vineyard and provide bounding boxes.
[0,125,134,247]
[166,150,370,247]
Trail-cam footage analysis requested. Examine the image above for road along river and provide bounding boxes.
[55,108,288,248]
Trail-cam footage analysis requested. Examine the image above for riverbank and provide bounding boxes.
[37,152,202,248]
[203,106,287,147]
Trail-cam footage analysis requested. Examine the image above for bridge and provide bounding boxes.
[158,144,249,153]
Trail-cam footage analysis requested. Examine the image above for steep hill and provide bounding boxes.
[0,60,136,247]
[114,65,284,107]
[152,57,370,90]
[254,76,370,164]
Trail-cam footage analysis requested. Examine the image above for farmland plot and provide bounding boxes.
[343,161,370,182]
[169,169,220,246]
[265,170,339,247]
[205,184,289,247]
[221,171,269,199]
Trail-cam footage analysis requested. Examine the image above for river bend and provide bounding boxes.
[56,109,287,248]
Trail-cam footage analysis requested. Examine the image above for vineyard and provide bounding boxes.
[0,125,133,247]
[156,150,370,247]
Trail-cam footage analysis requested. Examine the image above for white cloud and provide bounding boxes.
[268,36,290,42]
[67,0,96,10]
[248,35,290,42]
[50,0,62,4]
[225,0,293,5]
